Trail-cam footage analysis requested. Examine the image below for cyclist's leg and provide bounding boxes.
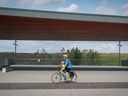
[70,71,74,80]
[66,68,75,80]
[60,70,66,80]
[65,68,71,79]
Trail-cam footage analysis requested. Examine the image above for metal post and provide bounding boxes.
[13,40,18,53]
[118,41,122,66]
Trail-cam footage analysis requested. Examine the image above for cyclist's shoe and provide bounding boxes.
[70,72,74,77]
[64,77,66,80]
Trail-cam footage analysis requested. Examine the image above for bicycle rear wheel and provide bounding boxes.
[70,72,77,82]
[51,72,61,83]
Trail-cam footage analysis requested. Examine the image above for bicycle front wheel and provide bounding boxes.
[51,72,61,83]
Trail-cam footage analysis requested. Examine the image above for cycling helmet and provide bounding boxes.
[63,54,68,58]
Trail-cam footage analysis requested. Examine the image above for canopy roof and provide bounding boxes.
[0,7,128,41]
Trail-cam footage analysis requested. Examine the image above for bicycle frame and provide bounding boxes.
[58,68,74,80]
[51,67,77,83]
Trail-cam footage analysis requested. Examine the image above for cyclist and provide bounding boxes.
[51,55,76,82]
[63,54,72,79]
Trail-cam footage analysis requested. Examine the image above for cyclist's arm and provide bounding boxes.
[60,64,66,71]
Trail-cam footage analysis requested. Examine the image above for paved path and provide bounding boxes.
[0,71,128,96]
[0,89,128,96]
[0,82,128,89]
[0,71,128,83]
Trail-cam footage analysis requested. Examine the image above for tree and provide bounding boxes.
[73,48,82,65]
[41,48,45,53]
[36,49,39,54]
[65,47,82,65]
[86,49,101,65]
[61,47,65,53]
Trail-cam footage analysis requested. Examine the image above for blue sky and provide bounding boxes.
[0,0,128,53]
[0,0,128,15]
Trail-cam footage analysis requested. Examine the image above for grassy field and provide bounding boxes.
[99,53,128,66]
[80,53,128,66]
[0,53,128,66]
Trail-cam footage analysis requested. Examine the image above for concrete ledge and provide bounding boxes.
[0,65,13,72]
[9,65,128,71]
[0,82,128,89]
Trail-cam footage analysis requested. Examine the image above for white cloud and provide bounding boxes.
[0,41,127,53]
[20,0,31,4]
[95,6,117,15]
[70,42,79,48]
[20,0,66,5]
[0,0,8,5]
[122,3,128,15]
[33,0,66,5]
[0,40,14,52]
[95,0,117,15]
[95,43,118,53]
[57,3,79,12]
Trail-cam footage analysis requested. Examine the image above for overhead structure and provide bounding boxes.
[0,7,128,41]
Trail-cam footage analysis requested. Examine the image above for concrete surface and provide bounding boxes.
[0,71,128,83]
[0,70,128,96]
[0,89,128,96]
[10,65,128,71]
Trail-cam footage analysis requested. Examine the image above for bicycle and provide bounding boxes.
[51,66,77,83]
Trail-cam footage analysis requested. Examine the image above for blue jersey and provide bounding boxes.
[64,58,72,68]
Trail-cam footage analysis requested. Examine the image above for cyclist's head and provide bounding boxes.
[63,54,68,58]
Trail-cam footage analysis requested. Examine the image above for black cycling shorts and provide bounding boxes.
[65,68,71,72]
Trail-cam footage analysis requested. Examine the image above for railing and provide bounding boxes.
[1,58,121,66]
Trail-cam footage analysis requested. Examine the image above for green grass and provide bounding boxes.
[1,53,128,66]
[99,53,128,66]
[80,53,128,66]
